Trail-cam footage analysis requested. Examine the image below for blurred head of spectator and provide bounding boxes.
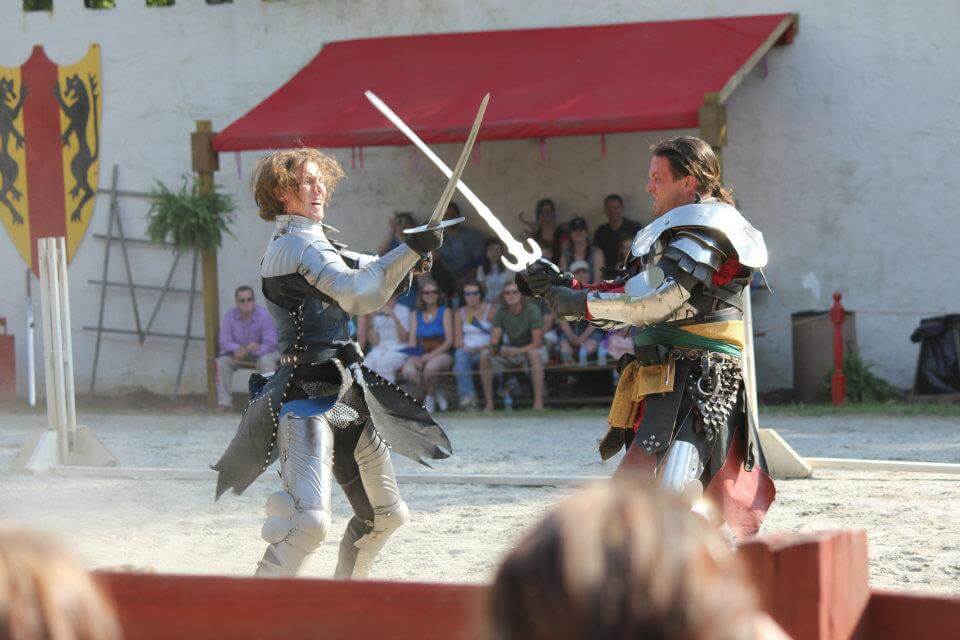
[568,260,591,285]
[234,285,256,319]
[567,216,589,247]
[0,526,122,640]
[535,198,556,225]
[603,193,625,224]
[380,211,418,255]
[532,198,566,260]
[489,482,766,640]
[562,217,603,284]
[478,240,514,303]
[443,202,462,227]
[480,239,504,273]
[416,278,442,312]
[594,195,641,270]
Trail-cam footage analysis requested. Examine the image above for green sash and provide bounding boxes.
[634,325,742,358]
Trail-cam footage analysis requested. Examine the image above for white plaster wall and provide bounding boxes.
[1,0,958,396]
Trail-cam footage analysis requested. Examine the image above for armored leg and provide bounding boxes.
[333,419,409,579]
[256,412,334,577]
[657,439,705,504]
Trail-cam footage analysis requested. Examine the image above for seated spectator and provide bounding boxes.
[556,260,607,365]
[357,295,411,383]
[593,193,643,270]
[377,211,418,255]
[401,279,454,411]
[215,286,279,412]
[0,525,122,640]
[529,198,568,262]
[378,212,421,309]
[606,326,636,363]
[559,217,604,284]
[489,481,786,640]
[476,239,515,303]
[557,318,600,365]
[452,281,495,410]
[435,203,487,298]
[480,284,546,410]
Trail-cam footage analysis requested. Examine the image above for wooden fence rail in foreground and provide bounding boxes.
[96,530,960,640]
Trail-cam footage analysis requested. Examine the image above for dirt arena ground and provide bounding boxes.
[1,409,957,594]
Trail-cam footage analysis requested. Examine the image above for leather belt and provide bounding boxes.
[280,342,363,367]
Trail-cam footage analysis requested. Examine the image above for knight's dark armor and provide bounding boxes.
[214,214,450,578]
[535,201,772,523]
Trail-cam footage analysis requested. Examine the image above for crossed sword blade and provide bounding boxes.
[365,91,542,271]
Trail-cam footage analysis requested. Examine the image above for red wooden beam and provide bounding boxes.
[95,572,487,640]
[862,590,960,639]
[737,529,870,640]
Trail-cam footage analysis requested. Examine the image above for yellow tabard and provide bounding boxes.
[605,320,745,430]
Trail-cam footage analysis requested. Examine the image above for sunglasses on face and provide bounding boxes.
[422,290,439,295]
[237,297,254,303]
[504,289,520,295]
[464,290,481,296]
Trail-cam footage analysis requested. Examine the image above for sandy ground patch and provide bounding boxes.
[1,410,957,593]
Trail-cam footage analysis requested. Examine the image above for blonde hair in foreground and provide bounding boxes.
[252,148,346,221]
[0,526,122,640]
[489,481,759,640]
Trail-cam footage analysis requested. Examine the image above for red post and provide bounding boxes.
[829,292,846,406]
[0,318,15,400]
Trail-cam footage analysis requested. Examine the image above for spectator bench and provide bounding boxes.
[438,361,618,408]
[94,529,960,640]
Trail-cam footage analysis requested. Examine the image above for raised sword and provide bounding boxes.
[365,91,542,271]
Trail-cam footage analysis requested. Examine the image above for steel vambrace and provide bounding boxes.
[585,278,692,328]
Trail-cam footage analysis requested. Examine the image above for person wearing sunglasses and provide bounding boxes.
[214,286,279,412]
[452,280,495,410]
[401,279,454,411]
[215,148,452,580]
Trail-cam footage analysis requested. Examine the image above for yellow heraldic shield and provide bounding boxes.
[0,44,102,275]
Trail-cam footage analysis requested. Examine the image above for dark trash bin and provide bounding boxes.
[791,309,857,403]
[910,314,960,394]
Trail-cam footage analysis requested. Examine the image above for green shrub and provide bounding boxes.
[820,349,901,403]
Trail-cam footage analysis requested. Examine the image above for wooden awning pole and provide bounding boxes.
[191,120,220,407]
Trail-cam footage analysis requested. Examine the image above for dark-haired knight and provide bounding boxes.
[521,136,775,537]
[214,149,451,578]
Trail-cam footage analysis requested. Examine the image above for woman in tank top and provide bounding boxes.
[400,279,454,411]
[452,280,495,410]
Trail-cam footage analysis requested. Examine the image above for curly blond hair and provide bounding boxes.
[251,148,346,221]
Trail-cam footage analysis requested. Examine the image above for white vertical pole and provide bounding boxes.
[38,238,75,465]
[742,286,760,426]
[38,240,62,460]
[26,270,36,407]
[56,237,78,451]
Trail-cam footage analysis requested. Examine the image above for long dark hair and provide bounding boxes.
[652,136,735,205]
[479,238,504,273]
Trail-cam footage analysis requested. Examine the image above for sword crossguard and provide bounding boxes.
[500,237,543,272]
